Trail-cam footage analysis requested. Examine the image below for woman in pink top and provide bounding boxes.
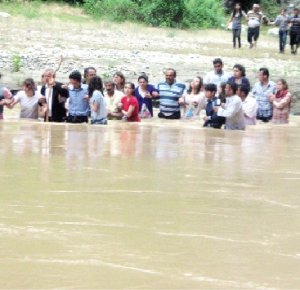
[269,79,291,124]
[120,82,141,122]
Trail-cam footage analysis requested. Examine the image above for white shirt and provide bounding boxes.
[45,84,53,117]
[204,70,230,87]
[104,90,123,113]
[217,95,245,130]
[242,96,258,125]
[13,90,42,119]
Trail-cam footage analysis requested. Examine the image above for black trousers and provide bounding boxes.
[248,27,260,43]
[66,115,88,123]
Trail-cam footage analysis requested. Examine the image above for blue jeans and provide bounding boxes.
[279,30,287,52]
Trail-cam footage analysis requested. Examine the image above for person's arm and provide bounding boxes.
[216,99,242,118]
[242,10,247,18]
[91,100,99,112]
[227,13,233,27]
[273,93,292,109]
[122,105,135,118]
[243,99,258,118]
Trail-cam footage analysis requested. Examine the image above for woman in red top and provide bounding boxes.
[120,82,141,122]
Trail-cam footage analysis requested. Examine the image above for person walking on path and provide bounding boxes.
[289,8,300,55]
[274,8,289,53]
[227,3,247,48]
[246,3,269,48]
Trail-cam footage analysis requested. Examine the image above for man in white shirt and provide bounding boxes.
[204,58,230,89]
[103,80,123,119]
[215,81,245,130]
[237,84,258,125]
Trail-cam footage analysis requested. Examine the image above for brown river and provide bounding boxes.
[1,118,300,289]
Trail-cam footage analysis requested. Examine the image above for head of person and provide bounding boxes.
[187,76,203,94]
[213,58,223,74]
[253,3,260,13]
[204,83,217,100]
[233,64,246,78]
[164,68,176,85]
[293,8,299,16]
[88,76,103,97]
[233,3,241,14]
[113,71,125,89]
[23,78,36,94]
[237,84,250,100]
[280,8,287,15]
[124,82,135,97]
[84,67,97,84]
[225,81,238,97]
[43,69,55,85]
[138,75,149,90]
[276,78,288,92]
[258,67,269,83]
[69,70,82,89]
[104,80,115,95]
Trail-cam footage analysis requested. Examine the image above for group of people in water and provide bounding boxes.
[228,3,300,54]
[0,56,292,131]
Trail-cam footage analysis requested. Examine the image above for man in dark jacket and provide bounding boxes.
[40,69,68,122]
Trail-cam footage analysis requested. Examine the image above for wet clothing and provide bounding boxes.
[13,90,42,119]
[157,81,185,118]
[204,71,230,87]
[68,84,89,117]
[0,86,12,120]
[134,84,158,117]
[217,95,245,130]
[251,81,276,121]
[272,90,291,124]
[242,96,258,125]
[40,81,68,122]
[89,90,107,125]
[203,97,226,129]
[228,76,251,89]
[121,96,140,122]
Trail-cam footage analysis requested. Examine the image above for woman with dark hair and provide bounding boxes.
[9,78,44,119]
[227,3,247,48]
[113,71,125,92]
[88,76,107,125]
[228,64,250,88]
[134,75,158,118]
[179,76,205,119]
[269,79,291,124]
[119,82,140,122]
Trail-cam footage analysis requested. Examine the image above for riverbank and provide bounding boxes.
[0,2,300,113]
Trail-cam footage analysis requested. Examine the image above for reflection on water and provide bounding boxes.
[0,119,300,289]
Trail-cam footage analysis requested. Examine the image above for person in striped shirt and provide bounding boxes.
[246,4,269,48]
[157,68,185,119]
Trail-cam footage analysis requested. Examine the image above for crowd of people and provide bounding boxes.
[0,56,293,130]
[228,3,300,54]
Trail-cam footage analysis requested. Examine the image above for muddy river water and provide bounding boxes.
[0,119,300,289]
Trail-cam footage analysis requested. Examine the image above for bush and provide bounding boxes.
[183,0,224,29]
[140,0,185,28]
[84,0,140,22]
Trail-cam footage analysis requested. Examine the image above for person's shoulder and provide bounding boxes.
[81,83,88,90]
[130,96,139,104]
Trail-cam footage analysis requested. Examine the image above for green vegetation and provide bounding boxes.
[0,0,282,28]
[12,55,22,72]
[83,0,224,28]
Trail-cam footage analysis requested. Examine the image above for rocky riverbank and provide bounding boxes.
[0,5,300,113]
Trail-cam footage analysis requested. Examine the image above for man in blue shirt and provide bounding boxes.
[66,70,89,123]
[157,68,185,119]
